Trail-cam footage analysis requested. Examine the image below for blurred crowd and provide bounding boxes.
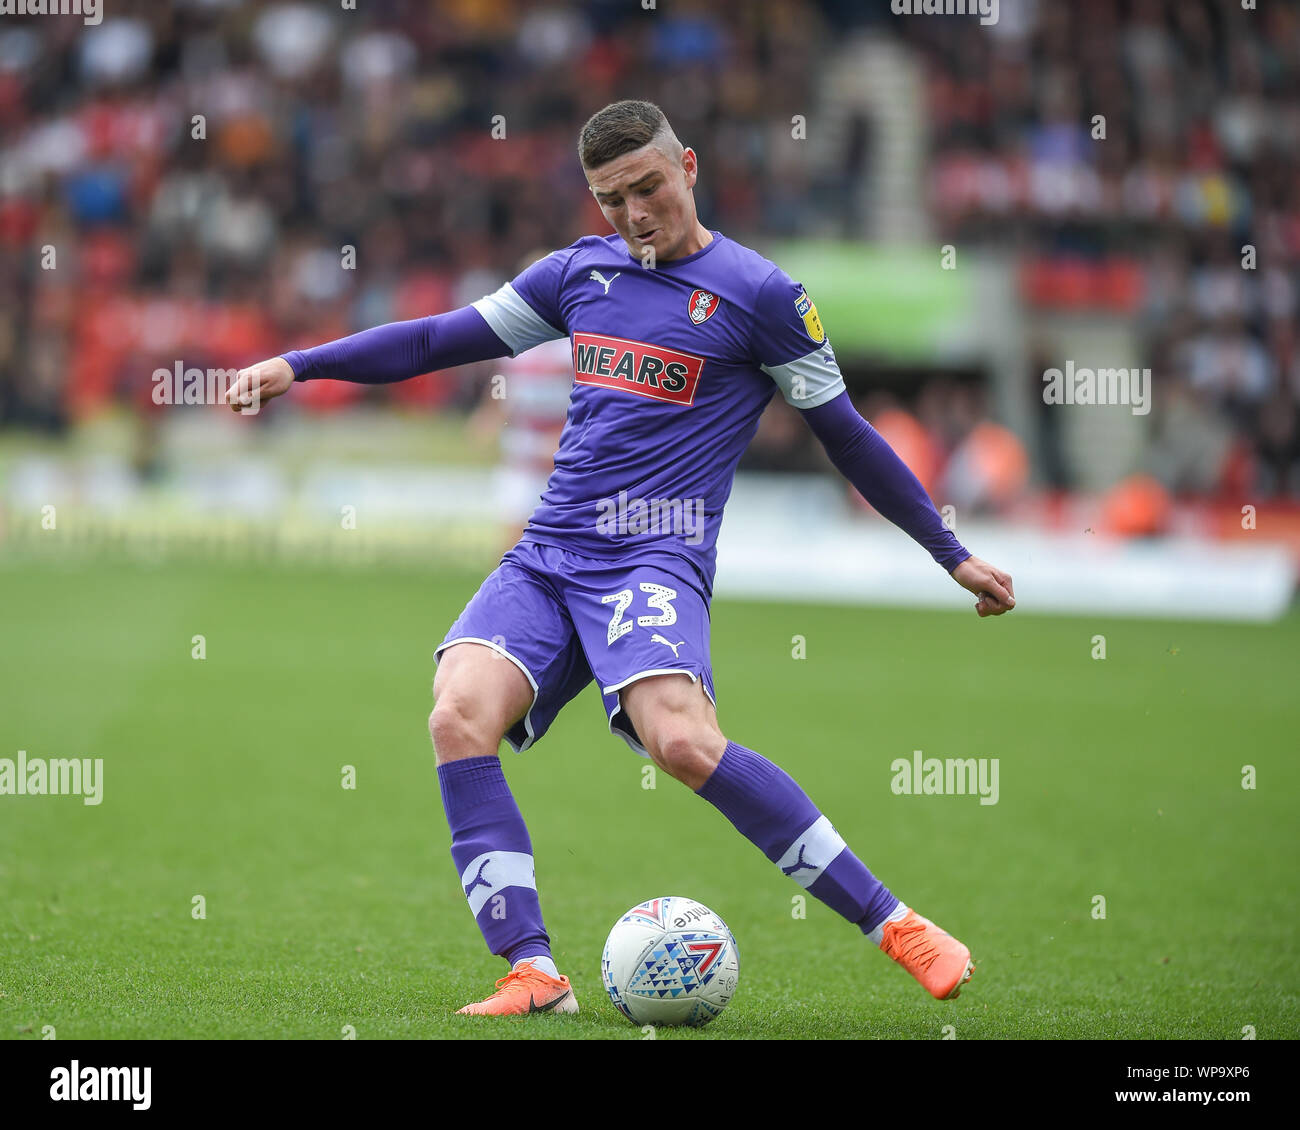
[0,0,850,425]
[0,0,1297,502]
[908,0,1300,498]
[744,373,1030,523]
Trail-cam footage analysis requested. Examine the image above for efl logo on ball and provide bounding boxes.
[601,896,740,1027]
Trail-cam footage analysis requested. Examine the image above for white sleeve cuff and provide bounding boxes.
[471,283,566,357]
[761,345,847,408]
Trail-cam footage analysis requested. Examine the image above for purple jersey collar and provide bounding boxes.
[621,229,725,267]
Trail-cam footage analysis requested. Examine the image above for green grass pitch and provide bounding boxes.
[1,560,1297,1040]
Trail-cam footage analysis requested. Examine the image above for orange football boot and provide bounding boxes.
[455,959,579,1016]
[880,909,974,1000]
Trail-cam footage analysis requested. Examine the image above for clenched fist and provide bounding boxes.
[225,357,296,413]
[950,556,1016,617]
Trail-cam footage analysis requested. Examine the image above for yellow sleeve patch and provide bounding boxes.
[794,288,825,344]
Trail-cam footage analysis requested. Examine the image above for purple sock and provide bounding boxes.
[696,741,899,933]
[437,756,551,966]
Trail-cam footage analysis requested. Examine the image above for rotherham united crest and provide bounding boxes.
[687,289,720,325]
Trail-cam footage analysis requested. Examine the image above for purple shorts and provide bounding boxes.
[436,539,716,756]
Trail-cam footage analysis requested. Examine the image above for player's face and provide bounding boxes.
[586,144,701,262]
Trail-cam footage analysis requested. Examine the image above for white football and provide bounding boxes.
[601,896,740,1027]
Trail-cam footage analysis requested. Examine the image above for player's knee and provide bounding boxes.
[427,700,459,756]
[648,727,724,790]
[428,696,498,763]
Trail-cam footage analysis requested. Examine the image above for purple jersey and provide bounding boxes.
[472,231,845,590]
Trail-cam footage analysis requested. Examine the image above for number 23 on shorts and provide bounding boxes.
[601,582,678,646]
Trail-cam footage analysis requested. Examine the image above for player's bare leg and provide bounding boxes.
[430,642,534,764]
[621,674,974,1001]
[617,670,727,791]
[431,643,577,1015]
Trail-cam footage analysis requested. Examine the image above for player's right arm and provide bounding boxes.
[225,307,510,413]
[226,247,575,413]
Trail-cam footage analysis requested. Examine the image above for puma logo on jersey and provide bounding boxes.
[651,634,685,657]
[589,270,621,295]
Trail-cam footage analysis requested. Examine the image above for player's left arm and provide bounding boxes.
[803,394,1014,617]
[752,269,1014,617]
